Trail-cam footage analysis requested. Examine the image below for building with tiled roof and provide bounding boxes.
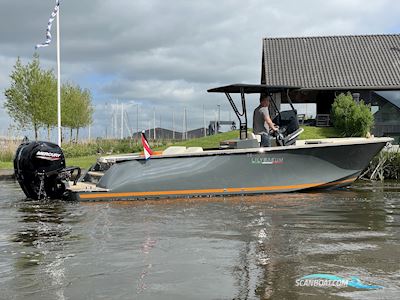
[261,34,400,141]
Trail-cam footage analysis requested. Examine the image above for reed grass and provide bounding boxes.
[361,147,400,180]
[0,139,19,162]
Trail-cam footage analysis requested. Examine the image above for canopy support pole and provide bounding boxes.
[225,90,248,140]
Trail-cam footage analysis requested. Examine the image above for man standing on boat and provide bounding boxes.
[253,94,278,147]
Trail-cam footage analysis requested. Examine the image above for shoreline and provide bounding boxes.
[0,170,14,180]
[0,169,86,181]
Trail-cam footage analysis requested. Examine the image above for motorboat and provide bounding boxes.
[14,84,392,201]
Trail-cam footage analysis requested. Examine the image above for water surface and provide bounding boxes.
[0,180,399,299]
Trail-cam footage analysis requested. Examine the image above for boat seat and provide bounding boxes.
[248,132,261,143]
[185,147,203,153]
[162,146,187,155]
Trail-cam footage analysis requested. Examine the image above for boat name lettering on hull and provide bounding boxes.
[247,154,284,165]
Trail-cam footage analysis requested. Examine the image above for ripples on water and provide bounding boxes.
[0,180,399,300]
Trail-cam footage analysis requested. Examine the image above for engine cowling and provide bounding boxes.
[14,140,69,200]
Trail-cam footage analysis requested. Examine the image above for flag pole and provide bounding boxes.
[56,1,61,146]
[35,0,62,144]
[121,103,124,139]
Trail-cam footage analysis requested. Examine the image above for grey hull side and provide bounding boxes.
[73,141,386,201]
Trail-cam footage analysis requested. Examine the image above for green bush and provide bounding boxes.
[331,93,374,137]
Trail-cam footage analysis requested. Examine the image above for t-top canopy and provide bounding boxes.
[207,83,300,94]
[207,84,300,140]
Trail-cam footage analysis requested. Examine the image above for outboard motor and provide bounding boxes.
[14,140,80,200]
[272,110,303,146]
[273,110,299,135]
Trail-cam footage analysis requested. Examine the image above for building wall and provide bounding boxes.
[285,89,400,139]
[287,90,335,114]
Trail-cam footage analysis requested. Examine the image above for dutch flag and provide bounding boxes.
[141,130,153,160]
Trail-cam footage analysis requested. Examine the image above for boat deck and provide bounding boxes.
[96,137,392,164]
[68,181,108,192]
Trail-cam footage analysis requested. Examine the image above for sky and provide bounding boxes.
[1,0,400,140]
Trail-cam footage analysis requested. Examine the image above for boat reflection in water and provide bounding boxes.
[8,200,80,299]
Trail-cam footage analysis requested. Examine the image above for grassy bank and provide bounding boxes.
[298,126,339,140]
[171,130,239,149]
[0,126,343,170]
[0,161,12,169]
[0,155,98,170]
[166,126,340,149]
[66,155,99,170]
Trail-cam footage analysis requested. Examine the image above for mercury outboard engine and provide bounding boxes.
[14,140,80,200]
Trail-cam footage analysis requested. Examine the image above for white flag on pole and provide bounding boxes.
[35,0,61,49]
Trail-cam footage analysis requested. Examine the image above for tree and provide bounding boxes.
[62,83,93,142]
[61,83,77,142]
[331,93,374,137]
[4,55,57,140]
[40,78,57,140]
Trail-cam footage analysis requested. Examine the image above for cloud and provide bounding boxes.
[1,0,400,139]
